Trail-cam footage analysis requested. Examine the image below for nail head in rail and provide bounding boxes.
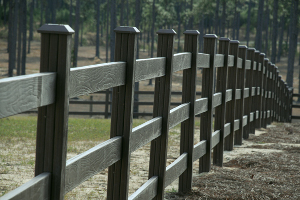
[38,24,74,34]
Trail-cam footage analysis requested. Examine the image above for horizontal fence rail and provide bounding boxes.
[0,24,293,200]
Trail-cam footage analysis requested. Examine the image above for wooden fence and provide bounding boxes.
[0,24,293,200]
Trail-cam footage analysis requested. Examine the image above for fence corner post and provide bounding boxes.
[36,24,74,199]
[199,34,217,173]
[179,30,199,193]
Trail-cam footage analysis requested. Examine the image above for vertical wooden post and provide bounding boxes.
[36,24,74,199]
[254,51,262,129]
[213,37,230,166]
[243,48,255,139]
[270,64,276,123]
[148,29,176,200]
[104,89,109,118]
[261,58,269,128]
[89,95,93,118]
[274,68,279,121]
[278,76,282,122]
[199,34,217,173]
[224,40,239,151]
[266,62,272,124]
[107,26,140,200]
[179,30,199,193]
[289,88,293,122]
[234,45,247,145]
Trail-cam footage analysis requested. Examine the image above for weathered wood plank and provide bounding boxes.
[228,55,234,67]
[235,89,241,100]
[69,62,126,98]
[234,119,240,131]
[165,153,188,187]
[211,130,220,149]
[173,52,192,72]
[130,117,162,153]
[244,88,250,98]
[192,141,207,162]
[224,123,231,138]
[245,60,251,69]
[197,53,210,68]
[135,57,166,82]
[169,103,190,129]
[243,115,248,126]
[250,112,254,122]
[65,137,122,193]
[194,98,208,115]
[252,87,256,96]
[0,73,56,119]
[0,173,51,200]
[214,54,225,67]
[226,89,232,102]
[213,92,222,108]
[237,58,242,68]
[128,177,158,200]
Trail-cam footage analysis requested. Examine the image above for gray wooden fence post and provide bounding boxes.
[289,88,293,122]
[262,58,269,128]
[179,30,199,193]
[234,46,247,145]
[36,24,74,199]
[278,76,282,122]
[148,29,176,200]
[213,37,230,166]
[250,50,257,134]
[244,48,255,139]
[199,34,217,173]
[267,62,272,125]
[224,40,239,150]
[270,64,276,123]
[106,27,140,200]
[274,68,279,121]
[254,51,262,128]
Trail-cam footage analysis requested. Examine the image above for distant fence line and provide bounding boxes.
[0,24,292,200]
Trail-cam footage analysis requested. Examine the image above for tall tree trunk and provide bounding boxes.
[45,0,50,23]
[80,18,83,46]
[69,0,72,27]
[264,0,269,55]
[126,0,129,25]
[3,0,7,25]
[110,0,116,62]
[255,0,264,51]
[199,15,204,53]
[176,2,181,53]
[271,0,278,63]
[28,0,33,54]
[232,3,237,39]
[246,0,252,46]
[134,0,140,117]
[96,0,100,58]
[149,0,156,85]
[8,0,18,77]
[21,0,27,75]
[120,0,124,25]
[52,0,56,23]
[73,0,80,67]
[106,0,109,62]
[236,10,240,40]
[215,0,220,35]
[40,0,43,26]
[221,0,226,37]
[101,0,104,38]
[17,2,21,76]
[188,0,194,29]
[277,16,285,62]
[286,0,299,87]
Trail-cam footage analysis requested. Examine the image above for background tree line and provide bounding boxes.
[0,0,299,89]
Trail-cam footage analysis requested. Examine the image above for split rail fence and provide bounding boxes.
[0,24,293,200]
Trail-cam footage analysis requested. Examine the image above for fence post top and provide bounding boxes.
[255,50,260,54]
[114,26,140,34]
[260,53,265,56]
[264,58,269,62]
[156,29,177,35]
[37,24,74,34]
[203,34,217,39]
[248,48,256,51]
[183,30,200,35]
[219,37,230,41]
[229,40,239,44]
[239,45,247,49]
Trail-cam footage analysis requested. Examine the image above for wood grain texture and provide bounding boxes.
[244,88,250,98]
[165,153,188,187]
[243,115,248,126]
[211,130,220,149]
[135,57,166,82]
[234,119,240,131]
[224,123,231,138]
[192,141,207,162]
[194,98,208,115]
[173,52,192,72]
[235,89,242,100]
[65,137,122,193]
[169,103,190,129]
[214,54,225,67]
[0,73,56,119]
[128,176,158,200]
[226,89,233,102]
[245,60,251,69]
[228,55,234,67]
[213,92,222,108]
[237,58,242,68]
[197,53,210,68]
[69,62,126,98]
[130,117,162,153]
[0,172,51,200]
